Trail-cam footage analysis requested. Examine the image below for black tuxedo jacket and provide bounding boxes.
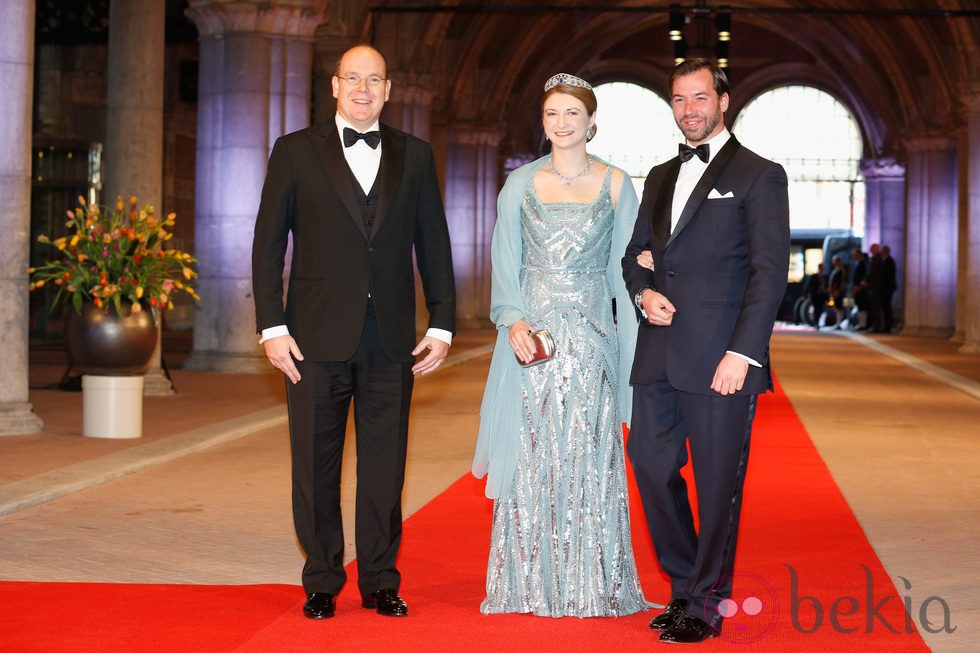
[252,121,456,363]
[623,136,790,396]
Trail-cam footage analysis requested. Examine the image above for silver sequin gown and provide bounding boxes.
[481,168,647,617]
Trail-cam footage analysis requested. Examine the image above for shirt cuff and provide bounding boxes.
[426,328,453,346]
[726,350,761,368]
[259,325,290,344]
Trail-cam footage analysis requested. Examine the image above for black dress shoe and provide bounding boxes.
[361,588,408,617]
[650,598,688,631]
[659,615,718,644]
[303,593,336,619]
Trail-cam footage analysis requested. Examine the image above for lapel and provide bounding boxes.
[651,158,681,248]
[309,121,366,239]
[667,135,742,247]
[373,125,406,239]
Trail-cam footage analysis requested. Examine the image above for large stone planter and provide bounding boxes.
[66,301,157,375]
[65,302,156,438]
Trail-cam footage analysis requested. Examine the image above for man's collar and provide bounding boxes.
[335,113,380,135]
[687,128,731,163]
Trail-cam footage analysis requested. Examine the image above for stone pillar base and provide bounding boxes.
[958,340,980,355]
[900,326,955,338]
[142,368,176,395]
[0,402,44,436]
[182,351,270,373]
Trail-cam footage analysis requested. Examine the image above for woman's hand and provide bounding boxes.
[637,250,655,271]
[508,320,536,364]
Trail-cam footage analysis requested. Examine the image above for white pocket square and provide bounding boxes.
[708,189,734,199]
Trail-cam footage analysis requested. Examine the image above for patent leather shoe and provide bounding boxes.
[650,598,688,631]
[362,588,408,617]
[302,592,336,619]
[659,615,718,644]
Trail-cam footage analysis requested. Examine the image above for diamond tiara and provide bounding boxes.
[543,73,593,92]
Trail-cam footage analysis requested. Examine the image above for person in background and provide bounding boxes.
[803,262,829,327]
[866,243,882,331]
[850,248,870,330]
[874,244,898,332]
[827,254,846,329]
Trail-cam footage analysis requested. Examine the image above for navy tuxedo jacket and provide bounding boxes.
[252,121,456,363]
[623,136,790,396]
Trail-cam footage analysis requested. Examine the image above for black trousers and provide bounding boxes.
[286,301,414,596]
[627,372,757,632]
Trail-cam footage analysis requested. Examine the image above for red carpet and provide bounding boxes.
[0,381,929,651]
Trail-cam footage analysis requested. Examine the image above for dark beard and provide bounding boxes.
[680,112,720,144]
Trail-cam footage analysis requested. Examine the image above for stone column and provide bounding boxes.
[902,133,958,337]
[184,0,326,372]
[104,0,172,394]
[0,0,43,434]
[385,80,434,142]
[859,158,905,253]
[958,91,980,353]
[504,153,537,178]
[444,126,505,327]
[310,0,368,125]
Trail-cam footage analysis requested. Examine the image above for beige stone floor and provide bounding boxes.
[1,326,977,652]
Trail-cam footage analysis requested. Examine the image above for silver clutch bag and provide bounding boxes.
[517,329,556,367]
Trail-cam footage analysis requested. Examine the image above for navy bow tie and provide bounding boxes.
[679,143,709,163]
[343,127,381,149]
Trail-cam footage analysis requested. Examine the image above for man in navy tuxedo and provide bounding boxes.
[623,59,789,643]
[252,44,455,620]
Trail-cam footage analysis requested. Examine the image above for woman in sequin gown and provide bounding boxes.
[471,74,646,617]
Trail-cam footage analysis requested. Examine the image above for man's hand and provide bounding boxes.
[641,289,676,326]
[411,336,450,375]
[263,335,304,384]
[711,352,749,395]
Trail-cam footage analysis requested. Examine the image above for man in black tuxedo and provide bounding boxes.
[873,244,897,332]
[252,44,456,620]
[623,59,789,643]
[850,248,870,329]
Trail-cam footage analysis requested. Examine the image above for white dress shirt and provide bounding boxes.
[259,114,452,347]
[670,128,758,368]
[670,128,731,232]
[336,113,382,194]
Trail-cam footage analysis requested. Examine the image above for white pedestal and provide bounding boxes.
[82,375,144,439]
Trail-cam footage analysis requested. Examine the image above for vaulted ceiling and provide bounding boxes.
[367,1,980,159]
[36,1,979,161]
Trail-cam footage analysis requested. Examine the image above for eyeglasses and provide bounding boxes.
[337,73,386,87]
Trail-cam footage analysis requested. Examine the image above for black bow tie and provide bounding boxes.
[679,143,709,163]
[343,127,381,149]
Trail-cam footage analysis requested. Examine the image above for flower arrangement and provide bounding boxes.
[29,195,199,316]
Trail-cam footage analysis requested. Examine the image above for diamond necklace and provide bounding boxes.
[549,155,593,186]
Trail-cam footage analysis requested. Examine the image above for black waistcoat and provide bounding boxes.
[347,165,380,238]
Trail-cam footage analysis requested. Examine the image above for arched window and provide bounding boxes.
[589,82,681,195]
[733,85,865,233]
[589,82,865,238]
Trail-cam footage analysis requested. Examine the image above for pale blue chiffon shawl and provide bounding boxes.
[471,154,640,498]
